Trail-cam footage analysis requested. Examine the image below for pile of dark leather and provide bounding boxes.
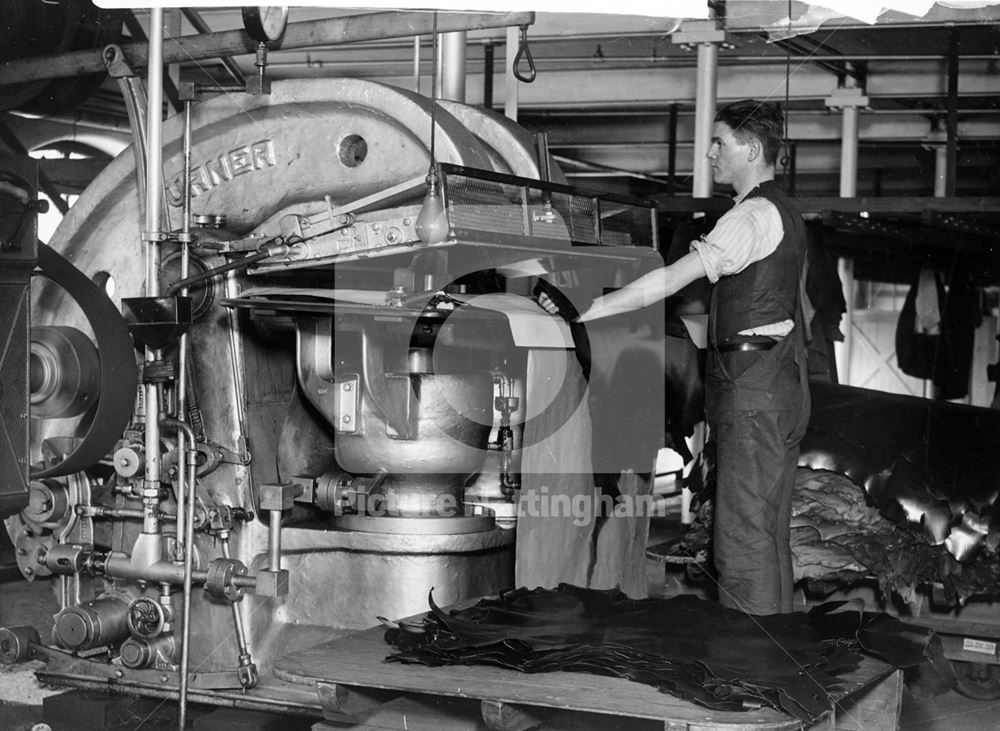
[384,584,931,723]
[678,467,1000,607]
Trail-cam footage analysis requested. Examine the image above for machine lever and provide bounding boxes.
[219,533,259,690]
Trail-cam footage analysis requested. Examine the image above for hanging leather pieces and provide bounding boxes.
[383,584,932,724]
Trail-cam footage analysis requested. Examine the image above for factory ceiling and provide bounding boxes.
[0,1,998,278]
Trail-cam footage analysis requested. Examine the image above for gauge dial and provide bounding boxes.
[242,6,288,44]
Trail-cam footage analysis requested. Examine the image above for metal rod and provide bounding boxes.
[220,535,255,687]
[0,11,534,85]
[692,40,718,199]
[83,506,177,520]
[269,508,281,572]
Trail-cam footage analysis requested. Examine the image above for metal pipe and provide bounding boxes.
[441,31,467,102]
[933,142,948,198]
[106,555,206,584]
[0,11,534,85]
[269,506,282,572]
[178,418,198,731]
[142,8,165,539]
[174,99,194,566]
[840,106,860,197]
[251,51,1000,74]
[412,35,421,94]
[158,417,197,731]
[692,40,718,199]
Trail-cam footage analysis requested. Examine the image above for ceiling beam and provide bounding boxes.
[0,11,533,86]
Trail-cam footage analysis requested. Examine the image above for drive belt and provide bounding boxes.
[32,243,138,478]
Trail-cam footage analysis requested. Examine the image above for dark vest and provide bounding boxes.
[709,180,805,346]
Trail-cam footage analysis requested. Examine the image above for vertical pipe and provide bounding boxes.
[145,9,164,296]
[839,106,859,198]
[143,7,165,537]
[934,144,948,198]
[412,35,421,95]
[269,508,282,571]
[441,31,467,102]
[483,42,494,109]
[173,100,193,562]
[178,432,198,731]
[681,39,718,526]
[504,25,518,122]
[692,41,718,199]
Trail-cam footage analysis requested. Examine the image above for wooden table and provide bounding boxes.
[273,622,904,731]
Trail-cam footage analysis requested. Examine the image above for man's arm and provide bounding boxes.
[536,251,707,323]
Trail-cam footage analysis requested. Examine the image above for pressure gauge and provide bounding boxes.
[242,6,288,44]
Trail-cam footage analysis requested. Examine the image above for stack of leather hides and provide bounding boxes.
[384,584,932,723]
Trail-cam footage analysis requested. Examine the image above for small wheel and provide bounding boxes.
[952,660,1000,700]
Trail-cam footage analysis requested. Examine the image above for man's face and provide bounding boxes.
[706,121,751,187]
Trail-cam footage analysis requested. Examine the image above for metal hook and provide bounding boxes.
[513,24,536,83]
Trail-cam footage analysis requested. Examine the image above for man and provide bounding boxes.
[540,99,810,614]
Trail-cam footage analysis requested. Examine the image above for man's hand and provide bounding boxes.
[536,291,585,323]
[537,291,560,315]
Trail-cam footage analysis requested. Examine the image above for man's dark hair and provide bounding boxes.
[715,100,784,166]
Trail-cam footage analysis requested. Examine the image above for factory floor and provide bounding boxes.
[1,508,998,730]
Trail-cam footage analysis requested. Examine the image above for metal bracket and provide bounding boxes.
[824,87,870,109]
[671,20,726,46]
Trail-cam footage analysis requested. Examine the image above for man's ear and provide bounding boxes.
[747,138,761,162]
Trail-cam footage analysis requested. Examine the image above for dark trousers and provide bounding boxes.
[706,336,810,615]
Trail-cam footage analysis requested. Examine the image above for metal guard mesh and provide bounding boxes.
[442,166,655,248]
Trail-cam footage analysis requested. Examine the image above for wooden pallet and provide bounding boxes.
[273,620,903,731]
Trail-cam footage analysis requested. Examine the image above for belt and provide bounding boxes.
[716,339,777,353]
